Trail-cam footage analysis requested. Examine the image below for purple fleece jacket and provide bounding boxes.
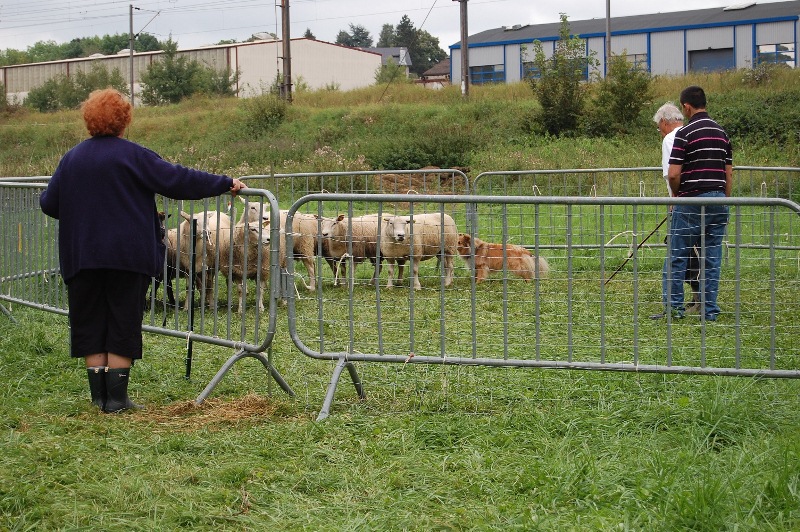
[40,135,233,283]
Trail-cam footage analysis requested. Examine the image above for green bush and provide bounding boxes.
[140,40,238,105]
[238,94,288,137]
[363,121,478,169]
[24,65,128,112]
[526,14,598,136]
[584,53,653,136]
[712,89,800,145]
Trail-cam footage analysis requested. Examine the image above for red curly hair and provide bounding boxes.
[81,88,132,137]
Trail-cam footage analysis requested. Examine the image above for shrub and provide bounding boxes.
[583,53,653,136]
[526,14,598,136]
[140,40,238,105]
[238,94,287,137]
[363,122,478,170]
[24,65,128,112]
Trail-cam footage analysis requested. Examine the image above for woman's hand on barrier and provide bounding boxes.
[230,178,247,197]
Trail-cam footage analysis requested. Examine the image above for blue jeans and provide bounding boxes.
[662,192,729,319]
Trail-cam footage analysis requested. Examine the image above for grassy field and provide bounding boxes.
[1,304,800,530]
[2,70,800,529]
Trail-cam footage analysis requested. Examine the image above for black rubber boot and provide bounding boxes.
[103,367,143,413]
[87,366,107,410]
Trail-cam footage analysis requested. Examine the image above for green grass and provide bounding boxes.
[1,307,800,530]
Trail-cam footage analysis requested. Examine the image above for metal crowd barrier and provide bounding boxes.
[4,169,800,420]
[0,181,293,401]
[284,193,800,420]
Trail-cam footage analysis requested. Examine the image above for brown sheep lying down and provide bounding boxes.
[457,233,549,283]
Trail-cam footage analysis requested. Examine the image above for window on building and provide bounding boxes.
[757,43,796,67]
[625,53,649,72]
[522,61,540,79]
[521,59,591,81]
[470,64,505,84]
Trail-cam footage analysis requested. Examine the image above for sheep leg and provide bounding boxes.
[302,257,316,291]
[386,260,396,288]
[396,259,405,283]
[411,259,421,290]
[443,256,454,287]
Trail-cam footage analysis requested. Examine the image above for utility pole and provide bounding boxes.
[281,0,292,103]
[453,0,469,99]
[605,0,611,77]
[129,4,135,106]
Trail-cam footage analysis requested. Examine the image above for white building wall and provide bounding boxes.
[736,25,755,68]
[3,39,380,104]
[288,39,381,92]
[611,34,647,55]
[756,21,796,44]
[235,41,281,97]
[469,45,505,66]
[587,36,605,77]
[505,44,522,82]
[650,31,685,76]
[451,48,462,83]
[687,26,734,50]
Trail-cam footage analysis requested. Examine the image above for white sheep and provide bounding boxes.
[317,213,388,286]
[380,212,457,290]
[262,210,319,291]
[230,201,321,291]
[178,210,232,309]
[216,220,273,313]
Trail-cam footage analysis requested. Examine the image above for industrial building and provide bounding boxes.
[1,38,382,104]
[450,0,799,84]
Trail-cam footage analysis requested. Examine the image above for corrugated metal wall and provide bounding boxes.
[3,40,381,104]
[650,31,685,76]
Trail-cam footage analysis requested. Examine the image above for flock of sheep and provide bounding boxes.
[157,200,549,312]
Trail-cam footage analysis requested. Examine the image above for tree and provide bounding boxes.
[374,58,411,84]
[140,39,202,105]
[303,28,316,40]
[335,24,373,48]
[26,41,63,63]
[377,24,396,47]
[99,34,131,55]
[584,52,653,136]
[0,48,29,67]
[526,14,597,136]
[394,16,419,56]
[413,30,447,77]
[25,64,128,112]
[140,39,237,105]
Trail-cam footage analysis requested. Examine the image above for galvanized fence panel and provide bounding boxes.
[239,168,471,206]
[283,193,800,419]
[472,167,800,255]
[0,182,293,399]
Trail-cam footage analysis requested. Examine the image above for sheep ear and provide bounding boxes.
[337,214,345,222]
[238,196,246,204]
[180,210,191,222]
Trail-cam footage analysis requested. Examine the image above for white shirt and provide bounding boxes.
[661,128,678,197]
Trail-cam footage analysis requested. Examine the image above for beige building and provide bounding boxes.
[1,38,382,104]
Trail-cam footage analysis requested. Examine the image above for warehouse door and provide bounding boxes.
[689,48,735,72]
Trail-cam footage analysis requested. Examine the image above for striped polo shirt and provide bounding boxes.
[668,111,732,197]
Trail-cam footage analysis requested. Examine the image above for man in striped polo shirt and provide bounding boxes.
[660,85,732,321]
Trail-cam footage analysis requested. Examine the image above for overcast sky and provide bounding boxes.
[0,0,788,53]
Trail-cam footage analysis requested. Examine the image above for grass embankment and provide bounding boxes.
[2,68,799,178]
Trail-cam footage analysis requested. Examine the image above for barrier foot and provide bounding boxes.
[316,357,364,422]
[195,349,294,404]
[0,303,16,324]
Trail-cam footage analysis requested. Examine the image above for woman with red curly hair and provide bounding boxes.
[40,88,246,413]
